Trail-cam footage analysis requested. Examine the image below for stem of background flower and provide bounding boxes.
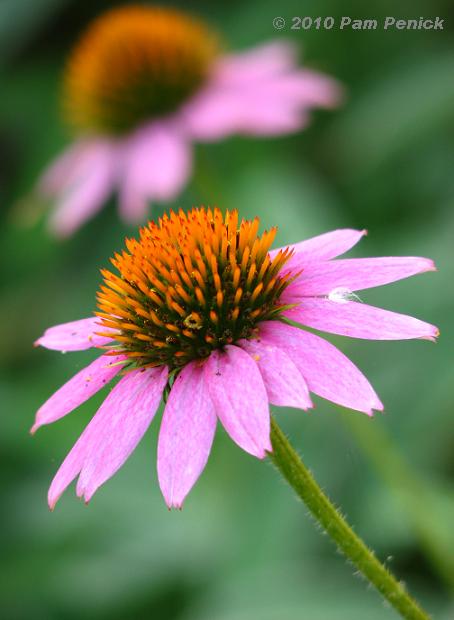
[268,416,432,620]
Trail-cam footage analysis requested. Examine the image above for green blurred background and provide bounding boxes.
[1,0,454,618]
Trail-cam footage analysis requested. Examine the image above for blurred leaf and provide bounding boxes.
[331,50,454,176]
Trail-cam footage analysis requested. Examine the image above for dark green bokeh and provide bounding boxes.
[1,1,453,618]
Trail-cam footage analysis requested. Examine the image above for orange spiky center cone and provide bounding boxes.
[64,5,220,135]
[96,208,296,370]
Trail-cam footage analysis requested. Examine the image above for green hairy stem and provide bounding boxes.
[268,417,431,620]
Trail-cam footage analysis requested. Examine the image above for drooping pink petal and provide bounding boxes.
[182,88,309,139]
[48,366,168,509]
[181,42,302,140]
[214,41,299,84]
[238,338,312,410]
[181,41,341,141]
[157,361,217,509]
[118,121,192,223]
[48,139,118,237]
[204,346,271,458]
[231,99,309,136]
[284,298,439,341]
[259,321,383,415]
[270,228,366,262]
[47,424,91,511]
[31,353,127,433]
[35,317,115,351]
[285,256,436,298]
[213,41,339,102]
[267,70,342,108]
[77,366,168,502]
[38,140,97,196]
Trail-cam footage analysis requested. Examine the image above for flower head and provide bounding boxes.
[64,6,219,135]
[30,5,342,236]
[33,208,438,509]
[96,208,294,369]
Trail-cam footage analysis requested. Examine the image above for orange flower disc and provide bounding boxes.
[96,208,295,370]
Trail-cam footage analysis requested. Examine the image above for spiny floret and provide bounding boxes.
[96,208,295,370]
[64,5,220,134]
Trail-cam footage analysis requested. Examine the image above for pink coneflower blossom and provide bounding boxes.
[33,208,438,509]
[31,5,341,237]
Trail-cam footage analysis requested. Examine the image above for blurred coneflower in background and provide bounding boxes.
[25,4,342,236]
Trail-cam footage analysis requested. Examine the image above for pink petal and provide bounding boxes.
[182,88,309,139]
[48,139,118,237]
[214,41,299,84]
[204,346,271,458]
[259,321,383,415]
[214,42,341,105]
[48,366,168,509]
[157,362,217,509]
[285,257,436,298]
[236,99,309,136]
[238,338,312,410]
[182,42,300,139]
[47,426,91,511]
[35,317,114,351]
[77,366,168,502]
[270,228,366,262]
[284,298,439,341]
[38,140,96,195]
[119,122,191,223]
[181,42,342,141]
[264,70,342,108]
[32,354,126,433]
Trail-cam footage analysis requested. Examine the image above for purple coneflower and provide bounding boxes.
[31,5,341,236]
[33,208,438,509]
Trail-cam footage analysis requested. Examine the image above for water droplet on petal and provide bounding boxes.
[328,287,362,304]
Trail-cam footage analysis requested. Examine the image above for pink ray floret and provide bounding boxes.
[33,224,438,509]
